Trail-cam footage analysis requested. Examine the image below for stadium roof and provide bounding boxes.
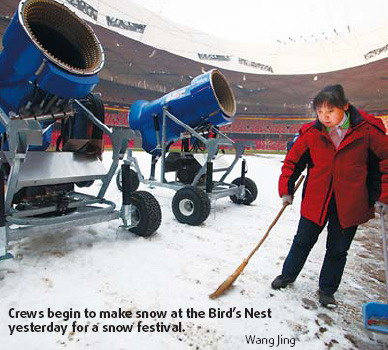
[88,0,388,75]
[1,0,388,115]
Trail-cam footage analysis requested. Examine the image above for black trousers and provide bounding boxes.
[281,197,357,295]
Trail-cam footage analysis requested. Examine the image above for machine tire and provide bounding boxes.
[176,163,201,184]
[86,93,105,139]
[177,167,193,184]
[172,186,210,225]
[229,177,257,205]
[116,168,140,192]
[76,180,94,188]
[128,191,161,237]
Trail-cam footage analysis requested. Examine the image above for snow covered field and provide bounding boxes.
[0,151,387,349]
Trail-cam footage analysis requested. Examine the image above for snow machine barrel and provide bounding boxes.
[128,69,236,155]
[0,0,104,148]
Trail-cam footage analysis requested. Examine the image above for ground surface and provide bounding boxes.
[0,152,387,349]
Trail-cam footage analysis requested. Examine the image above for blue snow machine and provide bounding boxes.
[117,69,258,226]
[0,0,162,261]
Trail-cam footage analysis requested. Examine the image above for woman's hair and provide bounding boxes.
[312,84,348,110]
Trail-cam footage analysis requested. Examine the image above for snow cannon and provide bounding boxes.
[119,69,258,227]
[0,0,162,262]
[0,0,104,148]
[129,69,236,155]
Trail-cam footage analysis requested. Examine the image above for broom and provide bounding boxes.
[209,175,305,299]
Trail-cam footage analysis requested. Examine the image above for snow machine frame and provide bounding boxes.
[0,0,161,260]
[0,100,161,261]
[120,107,257,226]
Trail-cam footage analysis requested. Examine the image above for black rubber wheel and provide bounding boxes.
[176,162,202,184]
[86,93,105,139]
[229,177,258,205]
[128,191,161,237]
[176,167,195,184]
[116,168,140,192]
[76,180,94,188]
[172,186,210,225]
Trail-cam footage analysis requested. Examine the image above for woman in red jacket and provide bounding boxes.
[271,84,388,308]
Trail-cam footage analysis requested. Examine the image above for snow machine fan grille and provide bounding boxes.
[21,0,104,74]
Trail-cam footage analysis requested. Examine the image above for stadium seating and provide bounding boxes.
[49,107,387,152]
[220,118,307,134]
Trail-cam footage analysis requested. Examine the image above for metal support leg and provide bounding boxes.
[150,155,157,181]
[160,110,167,183]
[120,163,133,228]
[5,154,23,212]
[153,114,161,149]
[206,161,213,193]
[241,159,246,186]
[0,169,12,260]
[98,127,131,199]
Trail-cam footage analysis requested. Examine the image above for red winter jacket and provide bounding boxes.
[279,105,388,228]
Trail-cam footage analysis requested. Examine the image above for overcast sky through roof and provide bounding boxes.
[130,0,388,45]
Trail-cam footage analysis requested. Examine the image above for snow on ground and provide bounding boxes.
[0,151,387,349]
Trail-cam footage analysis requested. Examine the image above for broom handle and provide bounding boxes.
[209,174,305,299]
[245,175,305,263]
